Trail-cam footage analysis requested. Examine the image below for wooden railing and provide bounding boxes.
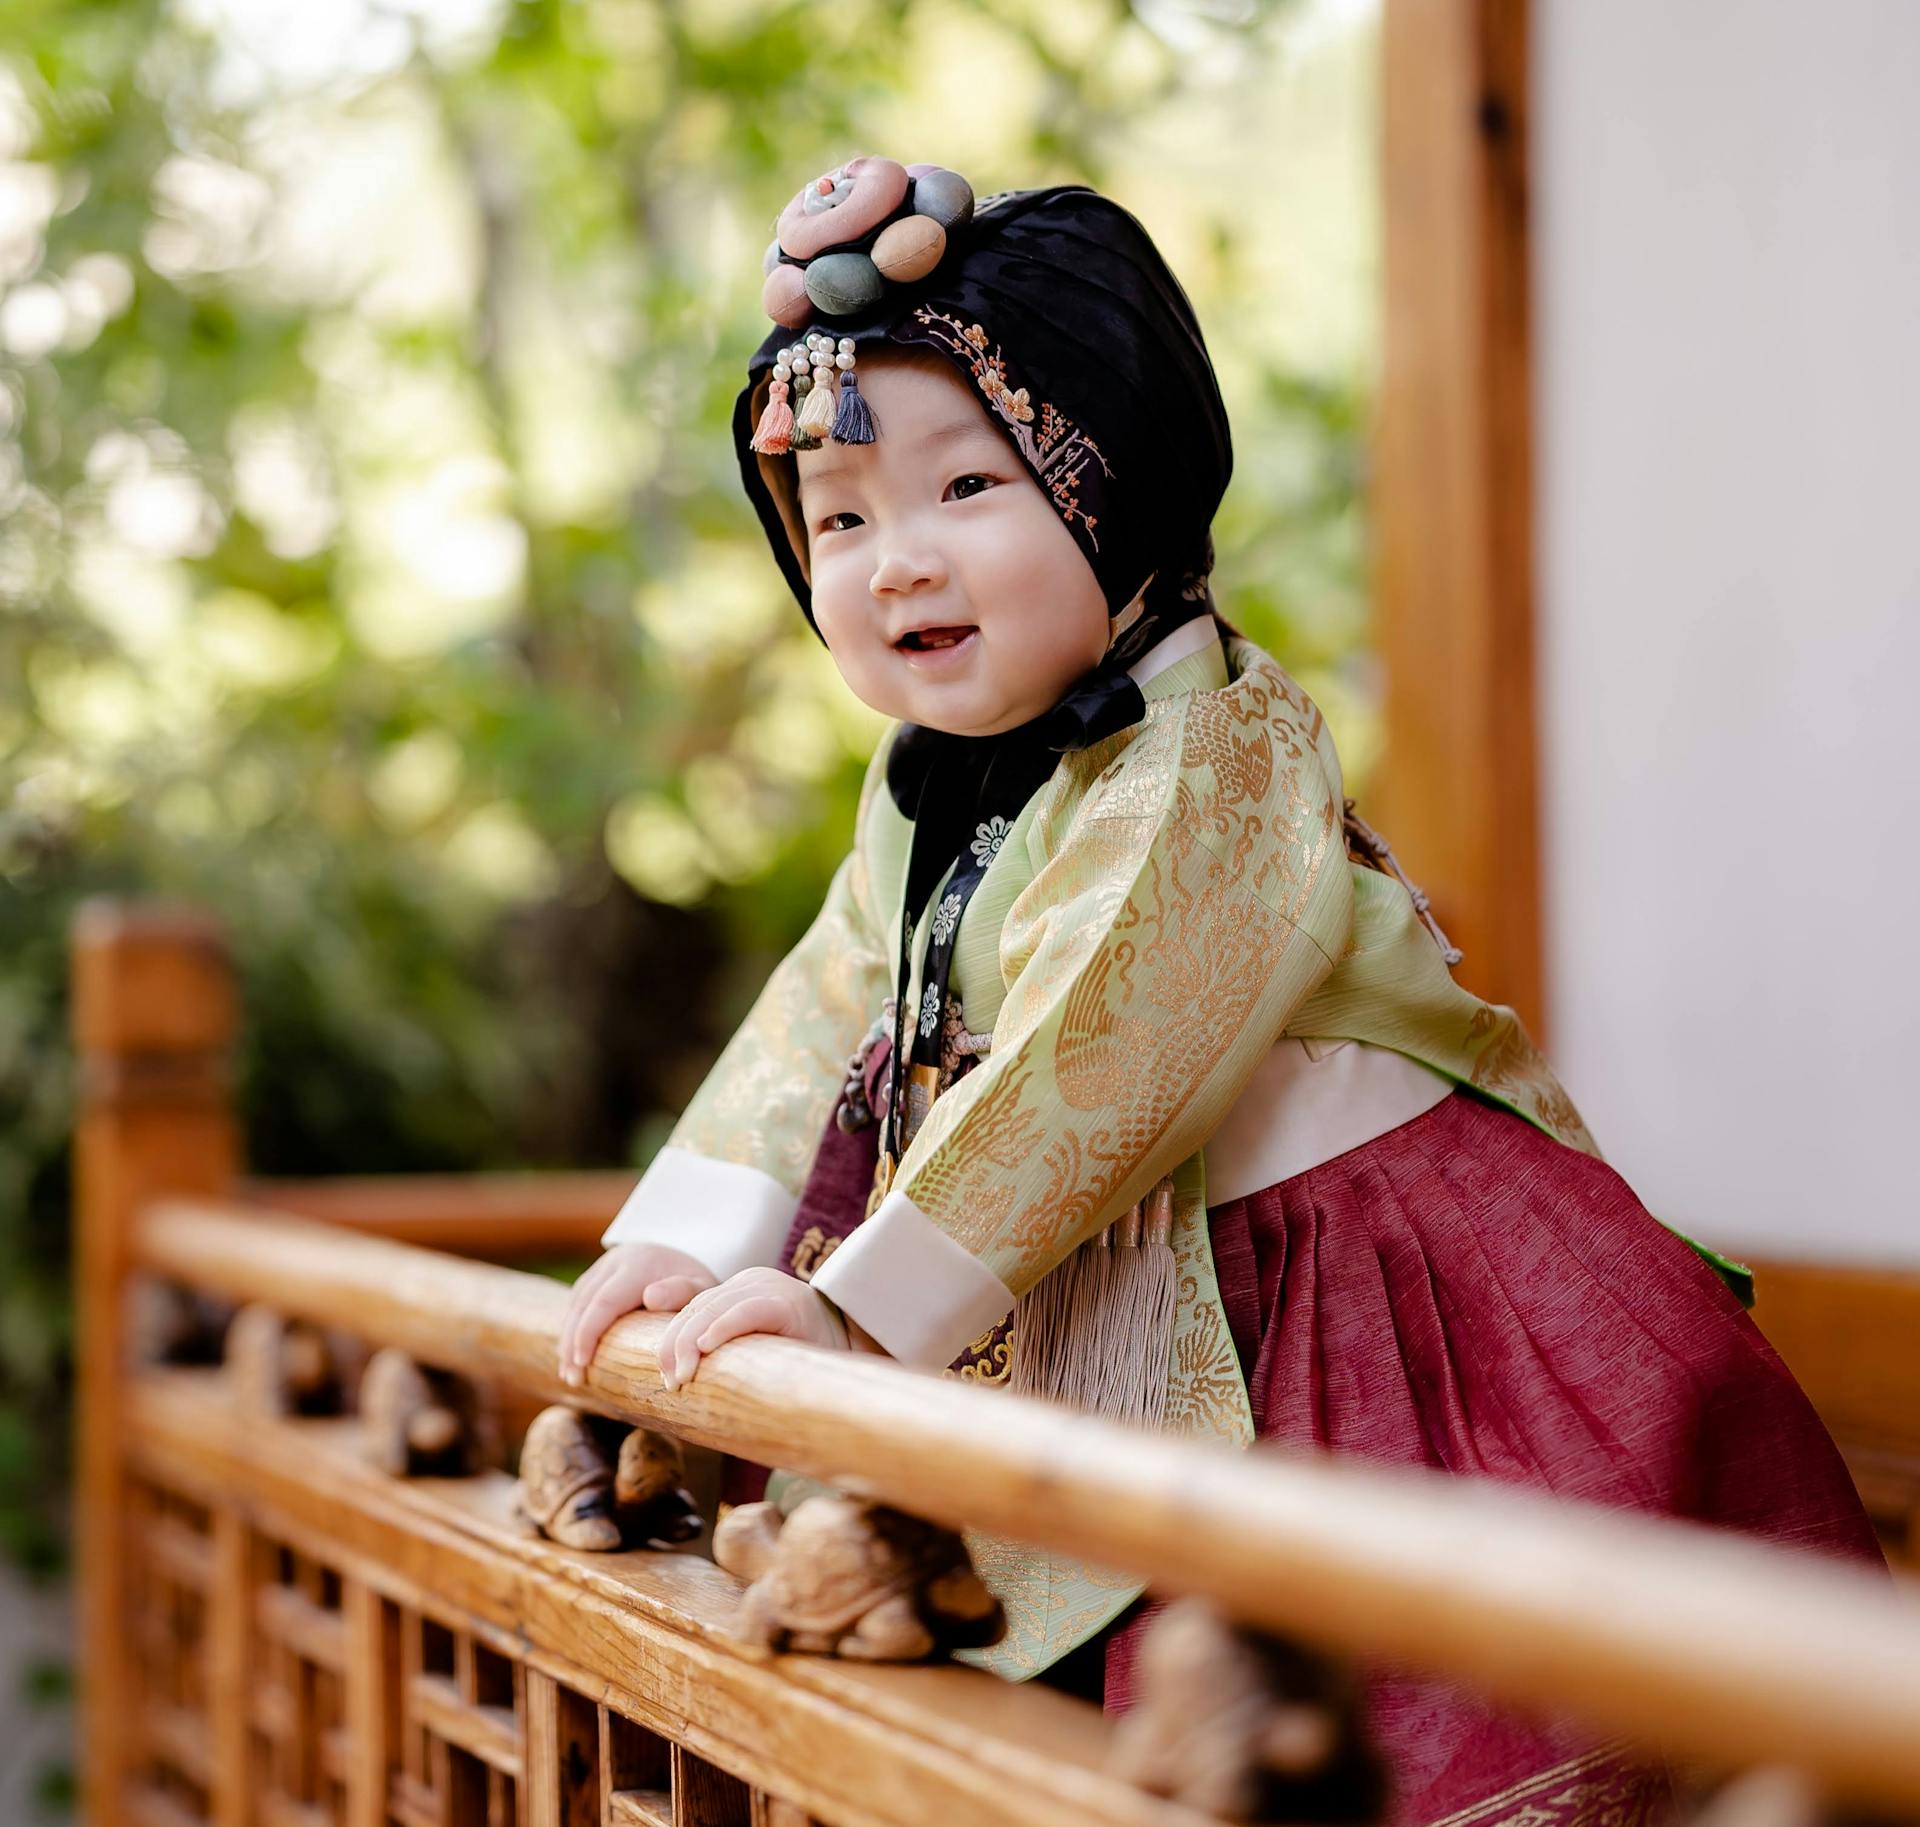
[73,905,1920,1827]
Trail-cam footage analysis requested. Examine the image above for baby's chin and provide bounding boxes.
[826,668,1020,736]
[875,688,1054,737]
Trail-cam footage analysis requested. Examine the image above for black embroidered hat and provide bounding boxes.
[732,158,1233,670]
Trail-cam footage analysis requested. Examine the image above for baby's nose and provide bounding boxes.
[869,546,948,595]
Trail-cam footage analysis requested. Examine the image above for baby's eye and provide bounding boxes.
[946,473,997,501]
[819,510,864,534]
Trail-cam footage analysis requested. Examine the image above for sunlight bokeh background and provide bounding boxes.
[0,1,1379,1814]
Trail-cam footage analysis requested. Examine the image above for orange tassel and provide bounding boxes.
[750,378,794,455]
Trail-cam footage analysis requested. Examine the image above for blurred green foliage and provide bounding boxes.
[0,0,1373,1619]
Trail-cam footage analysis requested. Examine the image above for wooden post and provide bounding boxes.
[71,903,239,1827]
[343,1583,399,1827]
[207,1507,252,1827]
[1375,0,1544,1035]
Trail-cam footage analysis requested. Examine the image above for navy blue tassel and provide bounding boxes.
[831,369,877,443]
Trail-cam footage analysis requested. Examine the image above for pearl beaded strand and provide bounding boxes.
[791,331,840,447]
[750,332,876,454]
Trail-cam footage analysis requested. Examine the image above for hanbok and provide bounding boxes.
[606,621,1882,1827]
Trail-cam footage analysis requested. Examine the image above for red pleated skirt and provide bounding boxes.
[1088,1090,1887,1827]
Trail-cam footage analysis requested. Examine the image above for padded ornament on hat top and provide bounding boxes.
[760,156,976,328]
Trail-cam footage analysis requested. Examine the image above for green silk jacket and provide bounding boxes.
[605,627,1750,1680]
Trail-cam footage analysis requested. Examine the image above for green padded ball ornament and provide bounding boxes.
[804,250,886,318]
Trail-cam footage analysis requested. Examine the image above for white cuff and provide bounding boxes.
[809,1189,1015,1370]
[600,1147,797,1281]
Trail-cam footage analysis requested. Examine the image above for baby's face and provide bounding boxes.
[794,352,1111,736]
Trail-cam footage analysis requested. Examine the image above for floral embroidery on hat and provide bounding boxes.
[918,981,943,1038]
[907,306,1110,551]
[931,888,963,945]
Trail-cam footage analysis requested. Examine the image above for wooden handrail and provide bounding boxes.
[139,1194,1920,1811]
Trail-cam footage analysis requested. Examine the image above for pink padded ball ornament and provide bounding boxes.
[776,156,909,260]
[761,261,812,329]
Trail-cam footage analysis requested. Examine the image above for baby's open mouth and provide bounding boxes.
[895,625,978,652]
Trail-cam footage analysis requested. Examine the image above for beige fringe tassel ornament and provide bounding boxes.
[1010,1178,1178,1429]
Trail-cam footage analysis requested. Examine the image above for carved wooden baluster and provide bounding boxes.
[361,1347,487,1478]
[1687,1770,1826,1827]
[516,1408,701,1551]
[715,1496,1002,1662]
[73,904,239,1827]
[1110,1596,1384,1824]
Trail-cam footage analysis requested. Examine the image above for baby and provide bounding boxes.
[555,160,1880,1824]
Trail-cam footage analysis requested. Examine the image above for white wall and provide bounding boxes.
[1535,2,1920,1263]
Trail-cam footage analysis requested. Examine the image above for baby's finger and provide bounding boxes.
[557,1252,623,1373]
[656,1290,721,1391]
[641,1274,706,1311]
[677,1291,794,1385]
[662,1286,743,1391]
[695,1295,792,1354]
[561,1279,647,1386]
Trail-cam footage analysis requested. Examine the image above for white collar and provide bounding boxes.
[1126,614,1221,687]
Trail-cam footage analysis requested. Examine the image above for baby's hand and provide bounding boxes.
[557,1242,718,1387]
[655,1267,849,1392]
